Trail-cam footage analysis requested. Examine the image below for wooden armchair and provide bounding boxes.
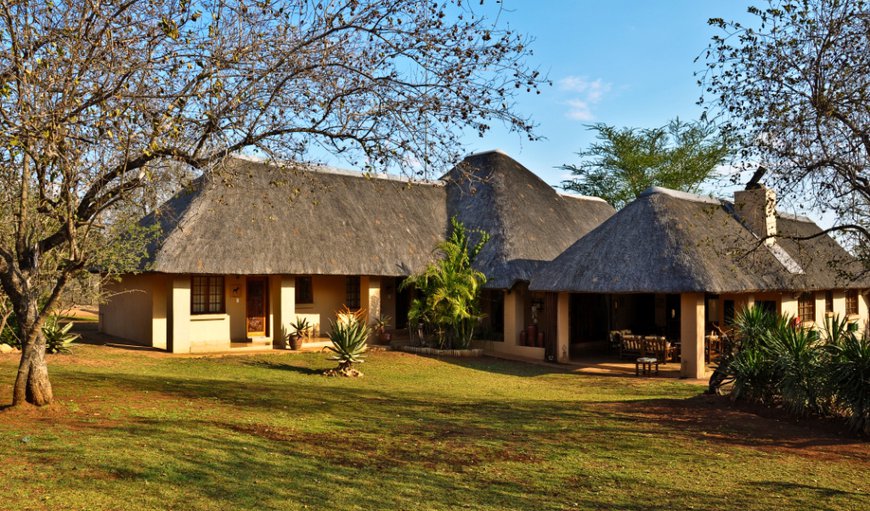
[644,336,677,364]
[620,334,645,359]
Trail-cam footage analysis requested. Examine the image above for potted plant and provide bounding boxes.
[372,314,392,344]
[289,317,311,350]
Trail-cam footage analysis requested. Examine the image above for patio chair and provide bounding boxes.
[644,336,677,364]
[620,334,644,359]
[608,330,624,354]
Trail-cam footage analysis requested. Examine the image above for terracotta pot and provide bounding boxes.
[290,335,304,350]
[526,325,538,347]
[381,332,393,344]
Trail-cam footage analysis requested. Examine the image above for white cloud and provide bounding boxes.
[558,75,611,122]
[565,99,594,121]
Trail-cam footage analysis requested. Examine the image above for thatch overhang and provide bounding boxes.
[140,156,448,276]
[529,187,869,294]
[443,150,615,289]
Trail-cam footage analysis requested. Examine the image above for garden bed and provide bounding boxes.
[401,345,483,357]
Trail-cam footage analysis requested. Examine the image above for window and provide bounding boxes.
[345,276,361,310]
[846,290,859,316]
[295,276,313,304]
[825,291,834,314]
[797,292,815,321]
[191,276,225,314]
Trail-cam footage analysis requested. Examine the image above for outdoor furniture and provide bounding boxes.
[705,334,722,362]
[609,330,623,354]
[620,334,644,359]
[645,336,677,364]
[636,357,659,376]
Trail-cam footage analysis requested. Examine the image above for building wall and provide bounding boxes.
[100,274,169,346]
[476,284,546,361]
[293,274,369,337]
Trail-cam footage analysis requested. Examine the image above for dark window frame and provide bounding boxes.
[825,291,834,314]
[296,276,313,304]
[191,275,225,315]
[345,276,361,310]
[846,290,859,316]
[797,292,815,322]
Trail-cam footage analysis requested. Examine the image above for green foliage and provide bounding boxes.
[372,314,391,333]
[42,316,79,355]
[723,307,870,433]
[729,346,777,405]
[403,217,490,349]
[560,118,732,209]
[768,321,824,416]
[326,308,369,370]
[825,319,870,435]
[290,317,312,338]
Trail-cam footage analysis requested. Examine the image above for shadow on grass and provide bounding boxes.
[242,359,323,375]
[8,357,867,511]
[72,324,163,352]
[584,394,869,457]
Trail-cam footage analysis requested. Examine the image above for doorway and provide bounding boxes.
[246,277,268,337]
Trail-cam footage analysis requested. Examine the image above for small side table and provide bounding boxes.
[636,357,659,376]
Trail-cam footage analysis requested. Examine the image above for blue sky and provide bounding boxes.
[462,0,754,188]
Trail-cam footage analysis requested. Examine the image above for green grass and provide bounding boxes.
[0,345,866,510]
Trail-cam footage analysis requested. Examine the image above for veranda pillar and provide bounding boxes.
[680,292,705,379]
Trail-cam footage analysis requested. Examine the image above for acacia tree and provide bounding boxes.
[702,0,870,262]
[560,119,732,209]
[0,0,545,406]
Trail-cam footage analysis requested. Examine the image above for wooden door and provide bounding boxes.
[246,277,267,337]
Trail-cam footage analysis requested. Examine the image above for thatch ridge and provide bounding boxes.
[142,157,448,276]
[444,151,615,289]
[529,188,868,294]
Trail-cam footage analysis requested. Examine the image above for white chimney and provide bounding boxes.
[734,186,777,246]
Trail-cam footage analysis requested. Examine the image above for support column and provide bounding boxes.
[367,277,381,325]
[170,276,191,354]
[680,292,705,379]
[556,292,570,363]
[814,291,827,327]
[858,292,869,335]
[503,287,525,346]
[152,276,168,350]
[279,276,296,339]
[780,294,798,319]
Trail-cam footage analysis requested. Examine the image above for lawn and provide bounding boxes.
[0,344,866,511]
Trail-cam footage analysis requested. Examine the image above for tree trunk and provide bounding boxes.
[11,299,53,407]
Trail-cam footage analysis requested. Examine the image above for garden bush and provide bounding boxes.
[720,307,869,434]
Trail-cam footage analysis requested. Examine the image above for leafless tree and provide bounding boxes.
[0,0,546,405]
[701,0,869,261]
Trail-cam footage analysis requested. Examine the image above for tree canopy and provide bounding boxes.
[560,119,732,209]
[702,0,870,263]
[0,0,545,406]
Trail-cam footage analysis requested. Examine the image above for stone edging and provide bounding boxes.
[401,346,483,357]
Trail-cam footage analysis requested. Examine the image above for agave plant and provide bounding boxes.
[325,307,369,376]
[768,316,824,416]
[728,346,777,405]
[42,316,79,354]
[826,328,870,435]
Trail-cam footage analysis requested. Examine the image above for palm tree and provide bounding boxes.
[403,217,489,349]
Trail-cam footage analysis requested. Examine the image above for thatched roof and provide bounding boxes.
[141,156,447,276]
[529,187,869,294]
[443,150,615,289]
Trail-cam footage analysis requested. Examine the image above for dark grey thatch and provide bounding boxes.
[529,187,869,294]
[443,150,615,289]
[141,156,447,275]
